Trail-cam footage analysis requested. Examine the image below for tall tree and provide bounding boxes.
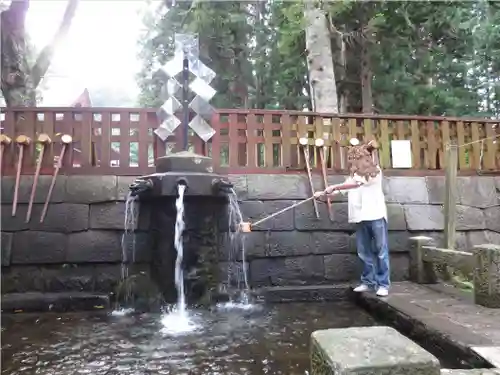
[1,0,79,106]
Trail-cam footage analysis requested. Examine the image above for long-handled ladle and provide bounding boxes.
[0,134,12,176]
[299,137,320,219]
[12,135,31,217]
[315,138,334,221]
[26,133,52,223]
[40,134,72,223]
[239,196,317,233]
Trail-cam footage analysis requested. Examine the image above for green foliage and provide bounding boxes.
[136,0,500,117]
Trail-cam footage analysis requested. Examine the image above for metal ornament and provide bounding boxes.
[154,33,217,143]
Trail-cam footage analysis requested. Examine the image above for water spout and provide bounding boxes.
[212,178,234,195]
[129,178,153,197]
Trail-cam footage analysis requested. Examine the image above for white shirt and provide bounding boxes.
[346,168,387,223]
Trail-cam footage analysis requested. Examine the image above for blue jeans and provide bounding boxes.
[355,218,390,289]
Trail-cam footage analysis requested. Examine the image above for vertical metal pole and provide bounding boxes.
[182,48,189,151]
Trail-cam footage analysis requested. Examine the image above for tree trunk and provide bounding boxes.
[360,34,373,113]
[304,2,338,114]
[1,0,79,107]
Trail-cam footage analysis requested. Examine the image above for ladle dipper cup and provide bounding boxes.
[12,135,32,216]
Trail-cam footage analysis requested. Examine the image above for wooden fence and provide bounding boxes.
[0,107,498,176]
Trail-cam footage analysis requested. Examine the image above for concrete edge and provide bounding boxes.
[1,292,110,313]
[354,292,495,369]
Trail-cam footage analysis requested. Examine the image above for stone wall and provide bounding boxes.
[1,174,499,296]
[225,174,500,287]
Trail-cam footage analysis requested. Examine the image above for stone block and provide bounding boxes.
[246,174,309,200]
[218,261,249,287]
[267,231,315,256]
[404,205,444,231]
[121,232,152,263]
[384,177,429,204]
[227,174,248,200]
[117,176,137,201]
[485,207,500,232]
[324,254,359,282]
[387,204,407,230]
[473,244,500,308]
[65,176,117,203]
[311,232,351,254]
[408,236,438,284]
[239,200,295,231]
[295,202,354,231]
[66,231,122,263]
[249,256,325,286]
[391,253,410,281]
[90,202,127,230]
[11,231,67,264]
[456,205,486,231]
[348,231,411,254]
[1,204,29,231]
[427,176,498,208]
[0,175,66,204]
[29,203,89,232]
[1,232,13,266]
[218,231,267,260]
[310,326,440,375]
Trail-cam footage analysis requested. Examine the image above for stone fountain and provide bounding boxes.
[129,151,233,306]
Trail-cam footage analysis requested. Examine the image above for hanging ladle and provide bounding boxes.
[40,134,72,223]
[299,136,320,219]
[0,134,12,176]
[26,133,52,223]
[12,135,32,217]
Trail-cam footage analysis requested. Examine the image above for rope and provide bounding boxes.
[446,133,500,149]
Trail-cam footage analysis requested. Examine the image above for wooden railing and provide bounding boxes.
[0,107,498,176]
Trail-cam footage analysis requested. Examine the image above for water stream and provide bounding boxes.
[226,189,250,305]
[116,192,139,309]
[174,184,187,315]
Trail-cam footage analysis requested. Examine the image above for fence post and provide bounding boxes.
[409,236,437,284]
[473,244,500,308]
[443,143,458,249]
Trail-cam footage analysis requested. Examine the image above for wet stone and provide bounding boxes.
[65,176,117,203]
[11,232,66,264]
[29,203,89,233]
[0,175,66,204]
[1,232,13,266]
[295,202,354,231]
[66,231,122,263]
[310,326,440,375]
[239,200,295,231]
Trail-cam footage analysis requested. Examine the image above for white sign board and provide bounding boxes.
[391,140,412,168]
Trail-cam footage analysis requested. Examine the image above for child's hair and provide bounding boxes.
[346,142,380,180]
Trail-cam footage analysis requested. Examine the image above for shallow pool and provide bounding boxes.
[1,302,377,375]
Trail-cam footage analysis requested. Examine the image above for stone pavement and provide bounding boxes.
[355,281,500,369]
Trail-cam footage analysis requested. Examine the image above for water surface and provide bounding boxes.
[1,302,377,375]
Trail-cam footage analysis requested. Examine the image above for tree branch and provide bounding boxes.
[31,0,79,88]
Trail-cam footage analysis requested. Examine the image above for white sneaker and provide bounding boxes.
[353,284,370,293]
[376,287,389,297]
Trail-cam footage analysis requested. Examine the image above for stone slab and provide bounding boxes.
[470,346,500,368]
[384,176,430,204]
[246,174,310,200]
[485,207,500,233]
[404,205,444,231]
[0,175,66,204]
[257,284,352,303]
[1,231,13,266]
[1,204,30,231]
[28,203,89,232]
[249,256,325,286]
[1,292,110,313]
[387,204,407,230]
[239,200,295,231]
[116,176,137,201]
[66,231,122,263]
[227,174,248,200]
[349,231,412,254]
[457,206,486,231]
[11,231,67,264]
[121,232,152,263]
[295,202,354,231]
[426,176,498,208]
[65,175,117,203]
[441,370,500,375]
[311,326,440,375]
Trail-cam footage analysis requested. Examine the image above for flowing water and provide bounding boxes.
[225,189,250,304]
[1,302,378,375]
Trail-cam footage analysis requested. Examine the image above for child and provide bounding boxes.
[314,139,390,296]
